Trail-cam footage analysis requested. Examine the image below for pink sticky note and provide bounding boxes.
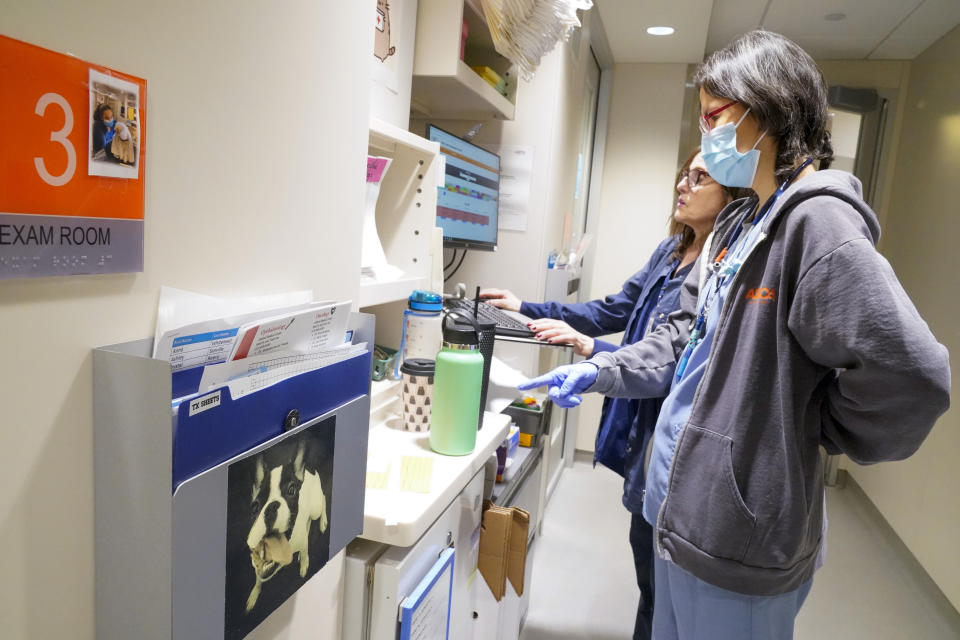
[367,157,390,183]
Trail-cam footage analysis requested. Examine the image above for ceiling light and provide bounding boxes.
[646,26,675,36]
[824,13,846,21]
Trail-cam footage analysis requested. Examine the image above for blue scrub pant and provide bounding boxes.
[652,553,812,640]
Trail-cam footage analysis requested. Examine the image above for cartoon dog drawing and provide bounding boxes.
[244,439,328,612]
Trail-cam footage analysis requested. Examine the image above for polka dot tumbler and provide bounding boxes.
[400,358,435,432]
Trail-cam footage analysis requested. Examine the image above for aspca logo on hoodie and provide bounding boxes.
[745,287,776,303]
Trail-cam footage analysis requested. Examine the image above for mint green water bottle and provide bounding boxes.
[430,313,483,456]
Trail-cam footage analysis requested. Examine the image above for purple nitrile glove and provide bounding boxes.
[517,362,599,408]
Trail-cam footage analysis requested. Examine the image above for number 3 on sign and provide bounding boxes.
[34,92,76,187]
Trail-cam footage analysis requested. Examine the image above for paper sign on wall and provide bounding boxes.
[0,34,147,279]
[489,145,533,232]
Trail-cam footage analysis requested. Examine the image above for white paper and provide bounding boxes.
[360,263,405,282]
[363,157,392,269]
[154,302,327,371]
[404,552,453,640]
[222,343,367,400]
[490,145,534,232]
[198,342,365,394]
[153,287,314,358]
[371,0,404,94]
[228,301,351,362]
[436,155,447,190]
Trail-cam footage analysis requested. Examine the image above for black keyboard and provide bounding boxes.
[444,298,536,338]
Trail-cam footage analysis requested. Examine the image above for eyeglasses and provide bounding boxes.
[699,101,738,134]
[679,168,714,189]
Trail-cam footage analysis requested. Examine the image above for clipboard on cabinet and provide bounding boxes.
[399,547,455,640]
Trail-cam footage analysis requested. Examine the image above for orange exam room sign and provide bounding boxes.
[0,33,146,278]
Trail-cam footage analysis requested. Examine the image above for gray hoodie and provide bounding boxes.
[588,170,951,595]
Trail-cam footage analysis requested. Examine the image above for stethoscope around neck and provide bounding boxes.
[721,157,814,257]
[673,157,813,383]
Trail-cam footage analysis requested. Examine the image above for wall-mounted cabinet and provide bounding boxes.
[362,117,442,308]
[412,0,517,120]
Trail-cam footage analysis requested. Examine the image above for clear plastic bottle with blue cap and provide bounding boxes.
[394,290,443,378]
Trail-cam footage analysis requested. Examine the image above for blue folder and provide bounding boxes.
[171,351,370,491]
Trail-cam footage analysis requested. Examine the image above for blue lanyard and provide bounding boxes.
[674,159,813,382]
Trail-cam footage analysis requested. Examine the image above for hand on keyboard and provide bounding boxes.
[478,288,521,312]
[527,319,595,357]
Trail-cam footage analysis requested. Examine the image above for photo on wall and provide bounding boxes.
[88,69,140,179]
[223,416,336,640]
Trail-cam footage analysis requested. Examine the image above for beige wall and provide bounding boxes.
[817,60,911,240]
[574,63,688,451]
[0,2,371,638]
[844,26,960,610]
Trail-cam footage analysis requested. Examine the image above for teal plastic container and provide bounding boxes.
[430,314,483,456]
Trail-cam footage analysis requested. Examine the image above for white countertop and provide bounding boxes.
[360,410,510,547]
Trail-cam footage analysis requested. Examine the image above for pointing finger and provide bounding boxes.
[518,373,555,390]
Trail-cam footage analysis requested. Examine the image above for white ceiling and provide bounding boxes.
[595,0,715,63]
[596,0,960,63]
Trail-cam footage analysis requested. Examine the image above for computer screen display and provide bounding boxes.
[427,125,500,251]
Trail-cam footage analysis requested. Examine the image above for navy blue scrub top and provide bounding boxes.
[521,236,693,514]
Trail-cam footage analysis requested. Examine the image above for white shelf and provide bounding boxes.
[499,443,533,486]
[412,0,517,121]
[369,116,440,156]
[412,59,516,120]
[362,119,440,309]
[361,411,510,547]
[359,274,426,308]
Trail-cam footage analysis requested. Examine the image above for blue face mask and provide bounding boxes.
[700,108,766,188]
[104,119,115,127]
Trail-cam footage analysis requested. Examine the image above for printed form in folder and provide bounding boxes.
[198,342,367,399]
[155,301,349,372]
[229,302,350,361]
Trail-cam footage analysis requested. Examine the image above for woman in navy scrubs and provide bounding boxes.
[481,150,745,640]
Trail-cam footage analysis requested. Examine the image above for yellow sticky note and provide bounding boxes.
[400,456,434,493]
[366,460,391,490]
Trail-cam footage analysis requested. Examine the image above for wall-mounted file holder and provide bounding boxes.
[93,313,374,640]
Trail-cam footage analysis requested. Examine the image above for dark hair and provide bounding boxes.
[669,147,749,261]
[694,30,833,184]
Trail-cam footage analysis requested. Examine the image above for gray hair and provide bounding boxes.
[694,30,834,184]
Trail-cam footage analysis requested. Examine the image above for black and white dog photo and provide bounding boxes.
[224,416,335,640]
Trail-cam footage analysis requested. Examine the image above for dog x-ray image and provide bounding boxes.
[224,416,335,640]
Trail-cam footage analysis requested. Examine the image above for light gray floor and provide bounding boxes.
[520,457,960,640]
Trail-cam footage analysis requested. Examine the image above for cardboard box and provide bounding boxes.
[477,501,530,601]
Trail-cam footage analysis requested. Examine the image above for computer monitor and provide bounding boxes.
[427,124,500,251]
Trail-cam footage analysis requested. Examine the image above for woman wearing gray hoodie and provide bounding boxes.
[520,30,950,640]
